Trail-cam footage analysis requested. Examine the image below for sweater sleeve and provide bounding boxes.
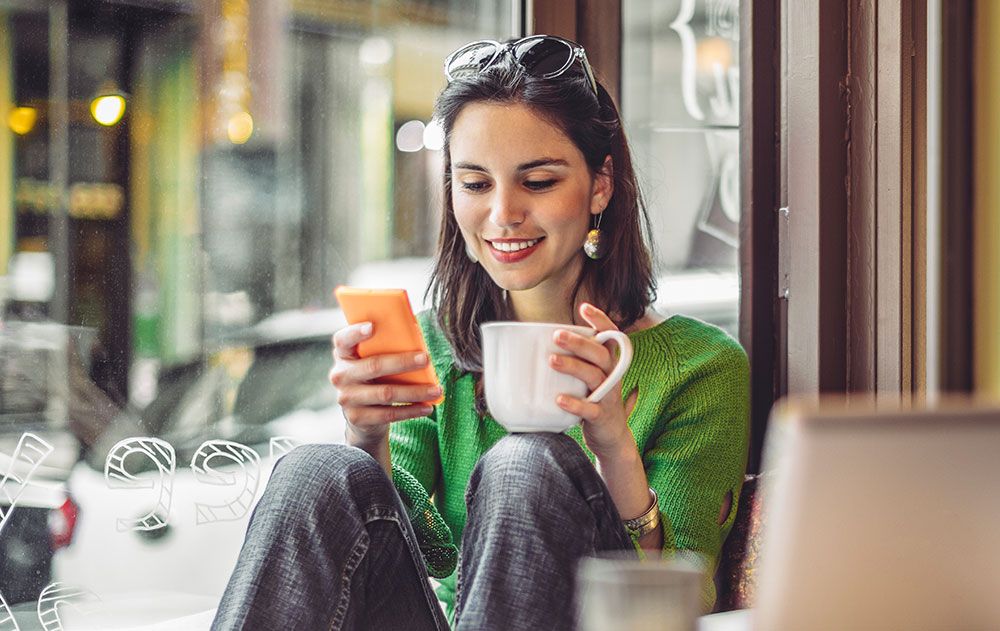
[389,410,457,578]
[644,333,750,612]
[386,310,458,579]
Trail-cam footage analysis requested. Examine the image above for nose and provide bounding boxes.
[488,183,526,228]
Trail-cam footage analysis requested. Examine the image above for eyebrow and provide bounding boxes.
[452,158,570,172]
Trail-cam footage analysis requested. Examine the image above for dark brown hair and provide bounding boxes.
[427,51,656,384]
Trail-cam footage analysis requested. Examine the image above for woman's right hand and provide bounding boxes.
[329,322,441,450]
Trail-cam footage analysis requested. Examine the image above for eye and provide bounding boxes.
[524,179,556,191]
[460,180,490,192]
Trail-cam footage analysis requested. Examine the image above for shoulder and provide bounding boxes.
[665,314,744,354]
[637,314,748,381]
[640,317,749,435]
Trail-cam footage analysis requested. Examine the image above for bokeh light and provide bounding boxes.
[423,119,444,151]
[8,106,37,135]
[90,95,126,126]
[359,37,392,68]
[396,120,425,152]
[227,111,254,144]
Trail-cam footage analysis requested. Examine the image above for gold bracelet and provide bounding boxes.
[623,488,660,540]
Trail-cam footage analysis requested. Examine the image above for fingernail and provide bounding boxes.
[556,395,568,407]
[361,322,373,335]
[550,355,561,366]
[429,386,442,396]
[414,353,428,365]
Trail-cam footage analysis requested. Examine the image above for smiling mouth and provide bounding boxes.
[487,237,544,252]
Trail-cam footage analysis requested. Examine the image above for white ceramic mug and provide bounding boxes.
[481,322,633,433]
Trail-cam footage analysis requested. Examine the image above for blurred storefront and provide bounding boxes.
[0,0,514,408]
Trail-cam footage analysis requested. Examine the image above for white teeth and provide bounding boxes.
[491,239,540,252]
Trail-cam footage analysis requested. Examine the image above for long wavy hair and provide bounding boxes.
[428,50,656,392]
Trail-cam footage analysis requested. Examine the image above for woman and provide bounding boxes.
[212,36,748,631]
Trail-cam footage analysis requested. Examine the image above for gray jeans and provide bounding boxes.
[211,433,635,630]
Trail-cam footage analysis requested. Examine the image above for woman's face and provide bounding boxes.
[449,101,612,299]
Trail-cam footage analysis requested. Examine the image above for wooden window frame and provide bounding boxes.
[783,0,928,398]
[526,0,621,104]
[940,0,973,392]
[740,0,780,472]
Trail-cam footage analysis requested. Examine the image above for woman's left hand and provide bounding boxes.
[551,302,638,460]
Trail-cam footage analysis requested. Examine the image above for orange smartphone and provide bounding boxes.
[334,286,444,405]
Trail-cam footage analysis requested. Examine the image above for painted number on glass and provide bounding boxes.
[191,440,262,524]
[105,437,176,532]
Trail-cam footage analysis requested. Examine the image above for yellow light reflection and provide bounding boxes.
[91,95,126,126]
[227,111,254,144]
[696,37,733,74]
[8,106,37,135]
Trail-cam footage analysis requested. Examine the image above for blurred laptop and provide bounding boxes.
[751,399,1000,630]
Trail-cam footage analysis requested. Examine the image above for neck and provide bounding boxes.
[509,279,592,325]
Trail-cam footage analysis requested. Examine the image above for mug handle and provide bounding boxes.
[586,331,634,403]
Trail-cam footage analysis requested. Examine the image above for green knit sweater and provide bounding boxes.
[389,311,750,620]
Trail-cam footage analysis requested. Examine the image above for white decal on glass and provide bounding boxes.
[0,433,54,536]
[0,591,19,631]
[696,133,740,248]
[707,0,739,41]
[671,0,740,125]
[670,0,704,121]
[191,440,261,524]
[36,583,98,631]
[269,436,301,459]
[104,437,175,531]
[708,63,739,120]
[718,150,740,223]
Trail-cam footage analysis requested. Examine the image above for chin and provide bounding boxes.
[483,269,540,293]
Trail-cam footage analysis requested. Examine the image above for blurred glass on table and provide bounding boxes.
[577,553,703,631]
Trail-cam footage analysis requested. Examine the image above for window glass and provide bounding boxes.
[0,0,511,623]
[622,0,740,336]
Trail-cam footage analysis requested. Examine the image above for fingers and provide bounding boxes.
[359,351,430,381]
[337,383,443,407]
[332,322,373,360]
[330,322,439,435]
[552,328,614,374]
[556,394,603,422]
[578,302,618,332]
[549,353,607,391]
[344,403,434,429]
[330,350,430,386]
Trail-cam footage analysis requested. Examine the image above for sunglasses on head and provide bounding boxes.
[444,35,598,96]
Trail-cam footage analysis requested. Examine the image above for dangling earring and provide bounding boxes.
[584,211,604,259]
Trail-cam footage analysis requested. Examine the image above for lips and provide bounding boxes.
[485,237,545,263]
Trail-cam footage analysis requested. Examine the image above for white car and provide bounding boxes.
[52,317,347,605]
